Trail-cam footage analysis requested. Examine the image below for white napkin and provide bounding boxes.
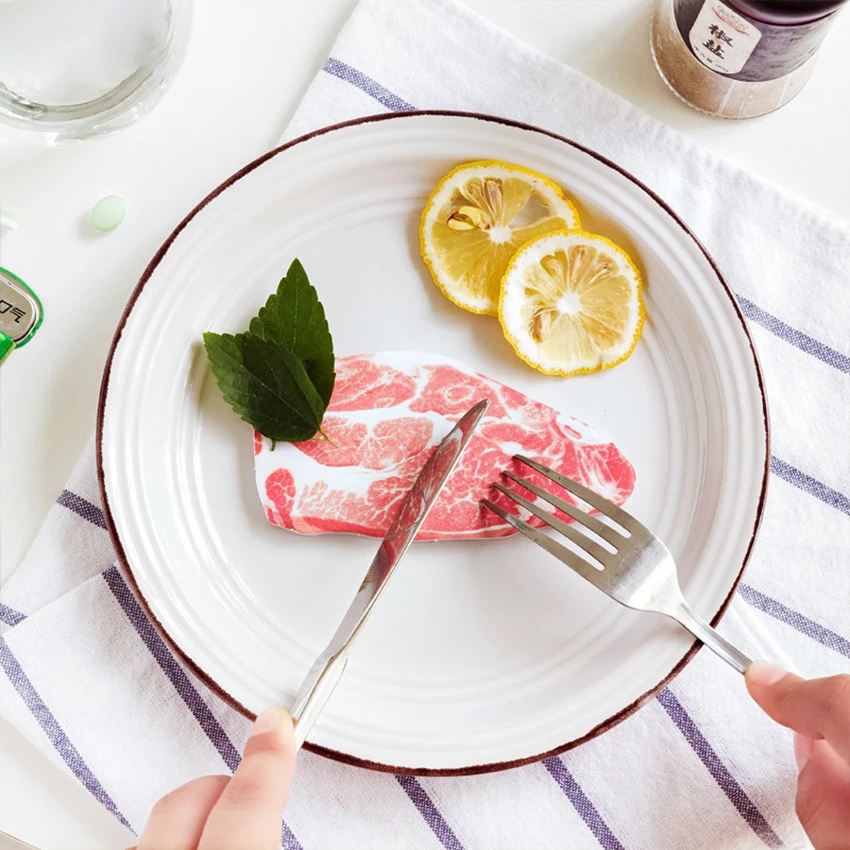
[2,0,849,846]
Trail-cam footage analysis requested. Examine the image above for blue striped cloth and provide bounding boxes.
[1,0,848,846]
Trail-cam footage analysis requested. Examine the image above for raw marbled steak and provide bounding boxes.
[255,352,635,540]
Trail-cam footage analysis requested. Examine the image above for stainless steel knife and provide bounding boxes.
[289,398,490,748]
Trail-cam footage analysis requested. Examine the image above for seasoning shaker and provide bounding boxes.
[651,0,848,118]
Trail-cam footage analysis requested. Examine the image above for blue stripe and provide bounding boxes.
[0,636,133,831]
[102,566,242,772]
[0,603,26,627]
[396,775,465,850]
[102,566,303,850]
[56,489,107,529]
[739,583,850,660]
[770,455,850,515]
[544,757,627,850]
[657,689,781,848]
[322,58,415,112]
[737,295,850,374]
[282,821,303,850]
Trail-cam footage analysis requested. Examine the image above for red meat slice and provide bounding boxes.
[254,352,635,540]
[330,355,417,412]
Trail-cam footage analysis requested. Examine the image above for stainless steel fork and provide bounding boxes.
[481,455,753,673]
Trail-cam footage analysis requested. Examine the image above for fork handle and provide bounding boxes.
[671,601,753,674]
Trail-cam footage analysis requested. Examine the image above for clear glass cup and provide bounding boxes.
[0,0,192,144]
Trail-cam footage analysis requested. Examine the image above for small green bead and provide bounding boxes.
[91,195,127,233]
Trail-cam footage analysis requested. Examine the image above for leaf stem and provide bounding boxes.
[317,426,338,448]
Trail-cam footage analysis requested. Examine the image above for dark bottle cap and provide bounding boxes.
[728,0,847,25]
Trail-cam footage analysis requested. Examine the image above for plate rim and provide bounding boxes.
[96,109,771,776]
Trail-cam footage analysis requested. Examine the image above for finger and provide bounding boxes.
[795,736,850,850]
[199,708,296,850]
[139,775,230,850]
[745,663,850,762]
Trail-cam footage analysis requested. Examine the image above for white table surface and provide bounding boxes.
[0,0,848,846]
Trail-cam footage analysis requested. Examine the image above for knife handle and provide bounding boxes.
[289,649,350,749]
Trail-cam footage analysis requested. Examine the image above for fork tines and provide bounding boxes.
[481,458,757,675]
[480,456,632,581]
[512,455,635,532]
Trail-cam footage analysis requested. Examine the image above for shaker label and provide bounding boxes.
[688,0,761,74]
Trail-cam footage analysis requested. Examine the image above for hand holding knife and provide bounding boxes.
[289,399,490,748]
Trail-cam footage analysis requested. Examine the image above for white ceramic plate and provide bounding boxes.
[99,112,768,774]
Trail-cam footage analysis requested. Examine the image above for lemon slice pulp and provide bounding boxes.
[420,161,580,315]
[499,230,644,376]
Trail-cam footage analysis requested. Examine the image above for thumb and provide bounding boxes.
[745,662,850,762]
[795,735,850,850]
[199,707,297,850]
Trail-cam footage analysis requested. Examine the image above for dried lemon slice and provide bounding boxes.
[499,230,644,377]
[420,161,580,315]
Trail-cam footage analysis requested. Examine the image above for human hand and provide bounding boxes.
[746,662,850,850]
[133,707,296,850]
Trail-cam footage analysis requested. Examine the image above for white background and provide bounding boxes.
[0,0,848,846]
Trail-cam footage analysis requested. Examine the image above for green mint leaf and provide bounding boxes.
[249,258,335,409]
[203,331,325,443]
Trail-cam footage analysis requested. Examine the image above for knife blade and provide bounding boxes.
[289,398,490,748]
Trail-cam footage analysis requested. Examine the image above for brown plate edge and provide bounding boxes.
[95,109,771,777]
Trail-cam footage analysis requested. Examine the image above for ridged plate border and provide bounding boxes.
[97,111,769,775]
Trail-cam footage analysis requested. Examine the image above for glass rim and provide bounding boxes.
[0,0,192,142]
